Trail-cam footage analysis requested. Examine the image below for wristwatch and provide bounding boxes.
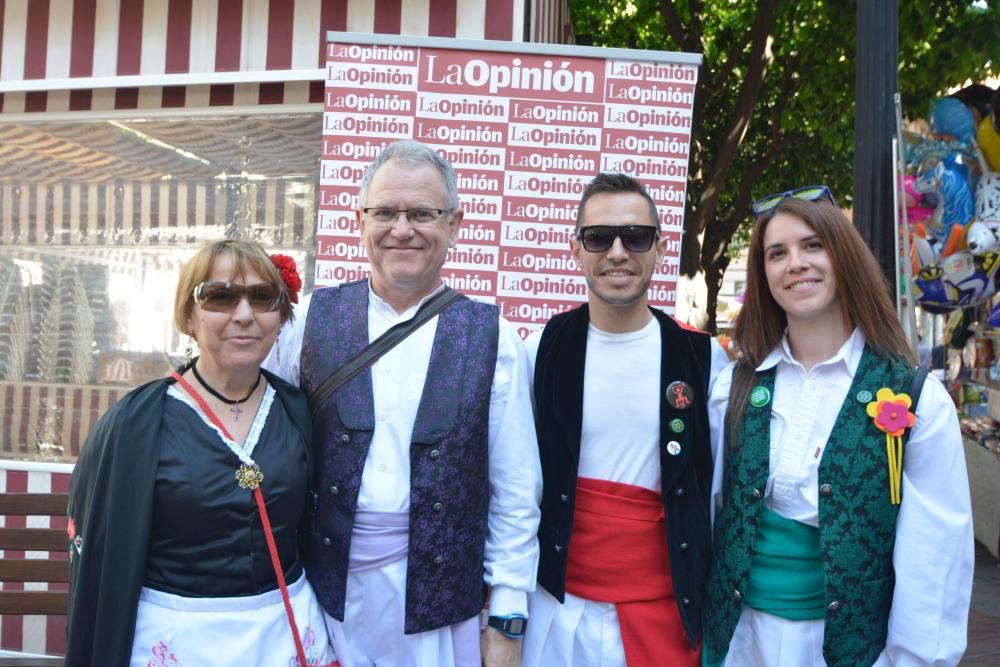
[487,614,528,638]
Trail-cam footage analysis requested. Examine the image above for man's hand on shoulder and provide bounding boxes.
[481,626,523,667]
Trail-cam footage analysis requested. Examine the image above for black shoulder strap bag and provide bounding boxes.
[308,286,464,417]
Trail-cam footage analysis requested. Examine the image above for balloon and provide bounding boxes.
[979,118,1000,173]
[914,250,1000,313]
[943,150,980,193]
[909,232,935,275]
[977,170,1000,223]
[913,159,975,255]
[965,220,1000,254]
[930,97,976,144]
[900,174,935,226]
[988,301,1000,328]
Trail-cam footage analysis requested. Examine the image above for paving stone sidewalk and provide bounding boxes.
[964,542,1000,665]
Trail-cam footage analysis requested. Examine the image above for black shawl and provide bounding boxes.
[65,369,312,666]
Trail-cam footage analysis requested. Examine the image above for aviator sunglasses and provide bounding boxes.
[193,281,284,313]
[577,225,660,253]
[750,185,838,217]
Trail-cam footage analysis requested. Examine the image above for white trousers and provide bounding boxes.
[720,608,893,667]
[325,555,481,667]
[523,587,627,667]
[129,572,335,666]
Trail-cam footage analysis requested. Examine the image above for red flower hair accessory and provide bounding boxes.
[270,254,302,304]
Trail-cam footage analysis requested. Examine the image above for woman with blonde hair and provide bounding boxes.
[703,190,973,666]
[67,240,337,666]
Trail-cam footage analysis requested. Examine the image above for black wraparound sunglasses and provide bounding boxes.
[577,225,660,253]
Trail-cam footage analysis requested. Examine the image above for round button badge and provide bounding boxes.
[666,381,694,410]
[749,386,771,408]
[666,440,682,456]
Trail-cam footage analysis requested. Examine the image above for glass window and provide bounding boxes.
[0,114,321,462]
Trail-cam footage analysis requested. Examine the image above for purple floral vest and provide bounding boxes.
[299,280,498,633]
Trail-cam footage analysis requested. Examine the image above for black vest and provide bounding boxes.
[533,304,713,647]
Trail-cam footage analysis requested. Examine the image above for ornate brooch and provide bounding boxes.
[235,462,264,490]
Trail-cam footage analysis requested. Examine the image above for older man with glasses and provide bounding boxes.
[522,172,729,667]
[267,139,541,667]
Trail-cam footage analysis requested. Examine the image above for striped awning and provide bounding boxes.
[0,177,317,247]
[0,382,124,461]
[0,114,323,246]
[0,0,572,115]
[0,116,322,182]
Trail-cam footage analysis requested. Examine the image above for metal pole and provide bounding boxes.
[892,135,903,317]
[853,0,899,293]
[894,94,920,351]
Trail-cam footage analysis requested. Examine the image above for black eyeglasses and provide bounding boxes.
[193,281,284,313]
[577,225,660,253]
[750,185,837,216]
[362,207,451,225]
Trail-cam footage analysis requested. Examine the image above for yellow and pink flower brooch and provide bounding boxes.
[865,388,917,504]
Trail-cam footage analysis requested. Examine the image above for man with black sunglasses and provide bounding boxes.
[523,173,729,667]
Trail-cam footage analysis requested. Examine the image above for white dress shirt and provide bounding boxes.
[265,282,542,619]
[708,328,973,666]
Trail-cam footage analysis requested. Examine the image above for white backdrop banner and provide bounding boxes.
[317,32,700,336]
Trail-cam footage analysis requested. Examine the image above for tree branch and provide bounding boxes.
[707,79,797,261]
[689,0,704,50]
[692,0,779,236]
[659,0,701,54]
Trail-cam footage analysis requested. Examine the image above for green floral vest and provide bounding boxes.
[704,347,916,667]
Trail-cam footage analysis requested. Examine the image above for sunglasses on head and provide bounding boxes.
[750,185,837,216]
[193,281,284,313]
[577,225,660,253]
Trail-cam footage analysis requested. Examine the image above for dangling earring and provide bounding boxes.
[275,331,281,367]
[184,336,195,366]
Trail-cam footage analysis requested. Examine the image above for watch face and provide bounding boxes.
[490,615,527,637]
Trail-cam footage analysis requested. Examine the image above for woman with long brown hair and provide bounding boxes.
[703,190,973,666]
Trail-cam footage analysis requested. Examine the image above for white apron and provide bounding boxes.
[129,572,335,666]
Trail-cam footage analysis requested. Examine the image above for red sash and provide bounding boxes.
[565,477,699,667]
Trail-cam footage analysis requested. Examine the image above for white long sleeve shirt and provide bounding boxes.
[708,328,973,666]
[266,283,542,617]
[524,318,730,489]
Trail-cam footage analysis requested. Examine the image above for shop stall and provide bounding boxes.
[903,86,1000,558]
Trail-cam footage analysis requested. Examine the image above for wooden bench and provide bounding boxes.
[0,493,68,667]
